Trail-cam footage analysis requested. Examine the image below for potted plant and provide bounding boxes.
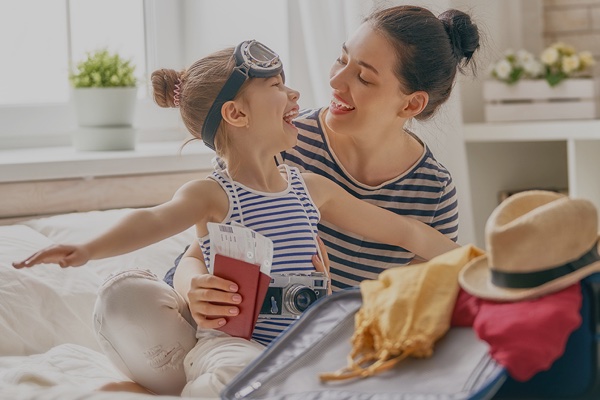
[70,49,138,150]
[483,43,598,123]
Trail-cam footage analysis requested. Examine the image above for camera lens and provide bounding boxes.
[285,284,317,314]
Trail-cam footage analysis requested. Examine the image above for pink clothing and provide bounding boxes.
[451,284,583,382]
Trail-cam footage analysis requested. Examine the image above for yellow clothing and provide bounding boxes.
[320,245,484,381]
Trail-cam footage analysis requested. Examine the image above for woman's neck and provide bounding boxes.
[321,111,424,186]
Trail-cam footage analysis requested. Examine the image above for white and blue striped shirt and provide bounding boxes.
[279,107,459,291]
[199,164,320,345]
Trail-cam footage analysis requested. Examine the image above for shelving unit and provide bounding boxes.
[463,120,600,248]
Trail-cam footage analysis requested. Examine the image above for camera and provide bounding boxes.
[259,272,329,319]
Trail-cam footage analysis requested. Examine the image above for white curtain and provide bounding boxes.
[287,0,370,108]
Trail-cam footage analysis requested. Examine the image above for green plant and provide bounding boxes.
[70,49,137,88]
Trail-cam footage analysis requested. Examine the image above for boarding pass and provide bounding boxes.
[207,222,273,275]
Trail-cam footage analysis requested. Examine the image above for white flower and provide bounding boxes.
[493,59,513,80]
[523,59,544,78]
[516,49,535,66]
[562,55,580,74]
[553,42,575,55]
[541,47,559,65]
[579,51,596,69]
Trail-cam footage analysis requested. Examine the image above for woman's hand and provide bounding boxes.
[312,236,332,295]
[187,273,243,329]
[12,244,91,269]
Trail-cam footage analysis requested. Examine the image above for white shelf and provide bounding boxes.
[0,140,215,183]
[464,120,600,142]
[464,119,600,248]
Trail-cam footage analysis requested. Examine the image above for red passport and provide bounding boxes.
[213,254,271,340]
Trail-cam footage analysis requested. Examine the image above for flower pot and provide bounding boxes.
[483,79,600,122]
[71,87,138,151]
[73,87,138,126]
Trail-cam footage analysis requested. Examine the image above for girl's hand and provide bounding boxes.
[312,236,332,295]
[12,244,90,269]
[187,274,242,329]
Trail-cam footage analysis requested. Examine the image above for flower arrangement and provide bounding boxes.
[490,42,595,87]
[70,49,137,88]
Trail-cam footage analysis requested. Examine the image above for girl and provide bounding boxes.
[14,39,459,395]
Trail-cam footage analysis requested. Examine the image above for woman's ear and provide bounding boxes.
[221,100,248,128]
[399,91,429,118]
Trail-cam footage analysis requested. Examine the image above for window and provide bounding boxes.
[0,0,182,149]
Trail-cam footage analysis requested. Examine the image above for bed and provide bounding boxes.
[0,207,198,399]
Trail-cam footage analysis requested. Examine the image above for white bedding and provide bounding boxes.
[0,209,196,399]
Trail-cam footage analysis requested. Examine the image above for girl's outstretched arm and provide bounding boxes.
[13,179,224,268]
[303,173,459,261]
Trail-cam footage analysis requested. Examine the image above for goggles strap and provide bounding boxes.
[201,67,248,150]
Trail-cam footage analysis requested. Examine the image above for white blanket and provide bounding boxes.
[0,209,195,399]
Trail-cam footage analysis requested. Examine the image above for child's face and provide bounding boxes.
[242,74,300,152]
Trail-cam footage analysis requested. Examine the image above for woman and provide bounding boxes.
[277,5,479,290]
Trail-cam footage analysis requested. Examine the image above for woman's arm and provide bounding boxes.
[303,173,459,261]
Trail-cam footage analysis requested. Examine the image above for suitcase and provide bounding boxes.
[222,287,507,400]
[493,273,600,400]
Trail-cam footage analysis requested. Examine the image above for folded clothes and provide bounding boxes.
[451,284,582,381]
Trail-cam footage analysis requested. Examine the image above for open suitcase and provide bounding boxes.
[222,287,507,400]
[223,274,600,400]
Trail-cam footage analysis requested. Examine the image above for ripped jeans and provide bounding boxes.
[93,269,263,397]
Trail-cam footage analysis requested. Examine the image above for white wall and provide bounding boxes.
[181,1,289,75]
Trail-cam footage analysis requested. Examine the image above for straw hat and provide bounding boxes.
[459,190,600,301]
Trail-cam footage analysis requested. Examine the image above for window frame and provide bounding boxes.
[0,0,185,150]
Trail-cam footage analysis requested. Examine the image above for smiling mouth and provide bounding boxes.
[330,97,355,111]
[283,109,299,125]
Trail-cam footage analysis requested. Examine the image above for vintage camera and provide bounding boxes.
[259,272,329,319]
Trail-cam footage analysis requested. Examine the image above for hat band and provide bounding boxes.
[491,241,600,289]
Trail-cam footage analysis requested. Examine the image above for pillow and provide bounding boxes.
[1,211,196,357]
[0,225,102,355]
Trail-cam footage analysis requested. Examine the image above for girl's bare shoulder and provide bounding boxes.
[173,177,229,215]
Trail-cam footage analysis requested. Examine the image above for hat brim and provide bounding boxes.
[459,239,600,301]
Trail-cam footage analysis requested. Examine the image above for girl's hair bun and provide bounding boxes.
[151,68,181,108]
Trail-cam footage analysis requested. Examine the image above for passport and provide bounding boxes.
[213,254,271,340]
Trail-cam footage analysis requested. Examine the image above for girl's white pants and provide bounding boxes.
[93,269,263,397]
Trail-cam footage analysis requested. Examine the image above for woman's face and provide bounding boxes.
[326,22,409,139]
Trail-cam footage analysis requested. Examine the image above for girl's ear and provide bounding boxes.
[221,100,248,128]
[399,91,429,118]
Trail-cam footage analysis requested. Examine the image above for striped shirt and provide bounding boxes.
[279,107,459,291]
[199,164,320,345]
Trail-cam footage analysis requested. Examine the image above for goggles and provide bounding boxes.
[201,40,284,150]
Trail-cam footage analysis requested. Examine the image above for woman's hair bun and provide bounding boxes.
[439,9,480,66]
